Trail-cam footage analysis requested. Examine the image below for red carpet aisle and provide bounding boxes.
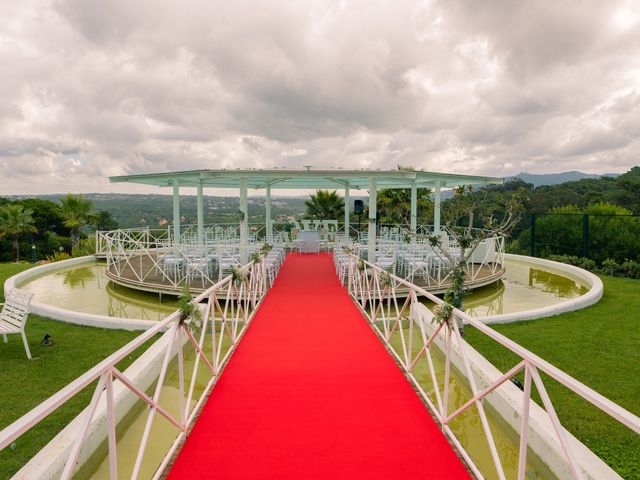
[168,253,469,479]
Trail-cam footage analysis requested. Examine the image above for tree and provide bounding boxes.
[60,194,94,248]
[0,204,37,261]
[376,188,433,226]
[430,185,527,331]
[304,190,344,220]
[94,210,120,231]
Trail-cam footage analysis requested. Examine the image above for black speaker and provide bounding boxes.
[353,199,364,214]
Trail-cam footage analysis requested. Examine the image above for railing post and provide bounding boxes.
[529,213,536,257]
[582,214,589,258]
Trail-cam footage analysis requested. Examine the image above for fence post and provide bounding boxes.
[529,213,536,257]
[582,214,589,258]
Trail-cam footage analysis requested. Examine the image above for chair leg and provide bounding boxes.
[3,334,7,343]
[21,331,32,360]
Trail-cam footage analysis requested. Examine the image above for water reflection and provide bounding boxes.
[21,262,177,320]
[464,261,589,317]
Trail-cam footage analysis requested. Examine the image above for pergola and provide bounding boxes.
[110,168,502,262]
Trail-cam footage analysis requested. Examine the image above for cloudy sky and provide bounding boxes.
[1,0,639,194]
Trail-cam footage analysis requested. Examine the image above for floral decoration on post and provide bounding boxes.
[229,265,248,286]
[432,302,454,328]
[178,283,202,332]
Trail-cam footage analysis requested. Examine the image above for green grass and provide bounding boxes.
[465,275,640,479]
[0,263,157,479]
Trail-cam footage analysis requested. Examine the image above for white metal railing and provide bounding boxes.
[344,255,640,480]
[333,235,505,291]
[0,258,276,480]
[100,228,286,291]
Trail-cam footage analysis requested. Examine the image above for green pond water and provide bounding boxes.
[20,262,178,320]
[20,259,589,321]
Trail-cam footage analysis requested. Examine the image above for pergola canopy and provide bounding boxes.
[110,168,503,190]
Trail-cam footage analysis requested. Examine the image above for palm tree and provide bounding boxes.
[0,204,37,261]
[60,194,94,248]
[304,190,344,220]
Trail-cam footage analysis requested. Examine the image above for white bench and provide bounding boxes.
[0,289,34,359]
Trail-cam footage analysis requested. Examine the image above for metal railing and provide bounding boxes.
[344,255,640,480]
[0,258,273,480]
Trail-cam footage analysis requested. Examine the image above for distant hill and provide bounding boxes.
[509,171,619,187]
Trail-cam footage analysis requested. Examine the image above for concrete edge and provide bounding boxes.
[473,254,604,325]
[4,256,158,331]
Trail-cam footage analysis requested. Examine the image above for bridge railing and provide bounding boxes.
[0,258,272,480]
[345,255,640,480]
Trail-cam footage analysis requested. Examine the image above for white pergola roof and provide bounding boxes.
[110,168,503,190]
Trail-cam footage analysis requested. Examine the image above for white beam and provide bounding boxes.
[172,180,180,244]
[197,180,204,244]
[410,181,417,232]
[344,184,350,236]
[265,184,273,241]
[239,177,248,263]
[434,179,442,233]
[368,178,377,263]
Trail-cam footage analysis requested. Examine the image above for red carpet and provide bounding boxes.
[168,253,469,479]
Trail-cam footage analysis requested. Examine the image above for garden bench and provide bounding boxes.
[0,289,33,359]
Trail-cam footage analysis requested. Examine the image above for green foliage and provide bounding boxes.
[46,251,73,262]
[304,190,344,220]
[59,194,95,248]
[94,210,119,231]
[71,236,96,257]
[601,258,619,276]
[376,188,432,225]
[621,259,640,279]
[0,204,37,262]
[229,266,248,285]
[250,251,262,264]
[177,284,202,330]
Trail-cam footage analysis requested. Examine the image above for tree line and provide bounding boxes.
[0,194,119,262]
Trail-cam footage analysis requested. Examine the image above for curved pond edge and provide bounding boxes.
[4,256,158,331]
[474,254,604,325]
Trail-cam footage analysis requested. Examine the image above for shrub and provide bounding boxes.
[601,258,620,276]
[577,257,597,272]
[46,251,73,262]
[71,236,96,257]
[621,259,640,279]
[548,254,580,266]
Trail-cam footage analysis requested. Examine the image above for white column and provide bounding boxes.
[410,182,417,232]
[197,180,204,244]
[265,184,273,241]
[239,177,248,263]
[368,178,377,263]
[344,184,350,236]
[434,179,442,233]
[172,179,180,244]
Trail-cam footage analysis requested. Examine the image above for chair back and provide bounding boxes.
[1,290,33,331]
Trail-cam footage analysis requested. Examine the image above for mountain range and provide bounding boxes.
[509,171,619,187]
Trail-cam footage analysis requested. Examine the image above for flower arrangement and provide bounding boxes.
[178,284,202,332]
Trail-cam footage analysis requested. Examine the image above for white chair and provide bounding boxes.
[1,290,33,359]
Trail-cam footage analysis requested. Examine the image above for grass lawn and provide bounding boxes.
[465,274,640,479]
[0,262,157,479]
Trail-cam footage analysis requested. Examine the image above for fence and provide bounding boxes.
[0,258,271,479]
[344,254,640,480]
[508,213,640,265]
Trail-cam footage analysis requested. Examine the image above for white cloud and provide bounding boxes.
[0,0,639,195]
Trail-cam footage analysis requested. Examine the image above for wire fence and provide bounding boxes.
[507,213,640,265]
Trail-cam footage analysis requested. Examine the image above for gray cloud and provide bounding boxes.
[1,0,639,194]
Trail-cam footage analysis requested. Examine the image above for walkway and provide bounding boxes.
[168,253,469,479]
